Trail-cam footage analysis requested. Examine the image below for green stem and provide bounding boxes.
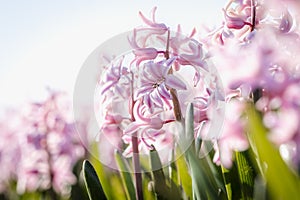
[132,136,144,200]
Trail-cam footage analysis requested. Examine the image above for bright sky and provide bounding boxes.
[0,0,225,108]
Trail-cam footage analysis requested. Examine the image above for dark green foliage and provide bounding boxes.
[82,160,107,200]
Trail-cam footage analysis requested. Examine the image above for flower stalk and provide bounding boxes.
[131,72,144,200]
[250,0,256,31]
[165,29,183,122]
[132,135,144,200]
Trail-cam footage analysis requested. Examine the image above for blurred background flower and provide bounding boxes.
[0,90,88,198]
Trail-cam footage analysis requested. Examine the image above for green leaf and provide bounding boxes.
[109,175,127,200]
[187,150,221,200]
[195,136,202,157]
[150,145,166,183]
[169,148,178,186]
[185,103,194,142]
[176,149,193,199]
[235,151,254,200]
[183,103,226,200]
[150,146,182,200]
[143,174,156,200]
[222,150,255,200]
[253,176,267,200]
[221,161,244,200]
[246,104,300,199]
[115,150,136,200]
[82,160,107,200]
[19,192,41,200]
[89,142,114,199]
[221,165,233,200]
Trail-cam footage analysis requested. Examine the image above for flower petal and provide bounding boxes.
[124,122,145,136]
[150,89,164,107]
[165,75,187,90]
[157,83,172,99]
[146,62,163,79]
[134,84,152,99]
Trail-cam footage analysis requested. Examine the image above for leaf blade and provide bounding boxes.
[82,160,107,200]
[246,105,300,199]
[115,150,137,200]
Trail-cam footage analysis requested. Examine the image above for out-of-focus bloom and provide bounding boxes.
[213,99,249,168]
[0,111,21,193]
[97,110,124,167]
[208,0,300,169]
[0,91,87,197]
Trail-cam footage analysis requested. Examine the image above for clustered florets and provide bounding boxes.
[96,7,223,163]
[0,91,87,196]
[207,0,300,168]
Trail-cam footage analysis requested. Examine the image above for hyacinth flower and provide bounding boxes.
[206,0,300,171]
[92,6,226,200]
[96,5,223,158]
[134,57,187,109]
[138,6,168,35]
[0,110,21,193]
[0,91,88,198]
[128,29,163,66]
[205,0,258,45]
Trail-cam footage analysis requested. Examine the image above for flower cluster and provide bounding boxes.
[96,7,224,164]
[0,110,21,193]
[206,0,300,168]
[0,91,87,197]
[96,0,300,171]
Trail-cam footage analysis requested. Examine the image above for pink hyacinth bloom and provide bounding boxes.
[97,111,124,167]
[176,42,207,71]
[95,7,224,167]
[121,100,174,158]
[132,47,159,66]
[168,25,199,70]
[122,127,174,161]
[128,29,162,66]
[100,61,131,99]
[265,107,298,145]
[213,99,249,168]
[0,91,89,197]
[51,156,77,196]
[279,10,293,33]
[124,100,165,138]
[138,7,168,35]
[131,7,169,51]
[0,111,22,193]
[135,57,187,110]
[120,98,175,159]
[223,8,252,29]
[207,0,300,169]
